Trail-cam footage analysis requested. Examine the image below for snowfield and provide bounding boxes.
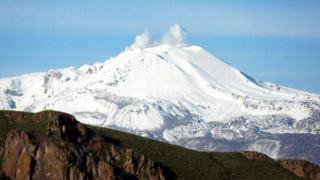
[1,25,320,164]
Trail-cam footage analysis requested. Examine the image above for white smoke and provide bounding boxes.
[161,24,186,45]
[128,31,151,49]
[128,24,187,50]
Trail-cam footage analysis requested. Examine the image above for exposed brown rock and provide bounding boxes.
[123,148,165,180]
[280,160,320,180]
[0,112,166,180]
[34,141,69,180]
[241,151,320,180]
[123,149,137,174]
[98,160,116,180]
[240,151,273,161]
[2,130,36,180]
[110,144,121,161]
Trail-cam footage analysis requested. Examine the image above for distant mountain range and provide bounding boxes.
[0,40,319,165]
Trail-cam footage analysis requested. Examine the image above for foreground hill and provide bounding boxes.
[0,110,319,179]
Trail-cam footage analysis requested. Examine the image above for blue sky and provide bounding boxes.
[0,0,320,93]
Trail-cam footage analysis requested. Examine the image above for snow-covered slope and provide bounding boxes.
[1,25,320,164]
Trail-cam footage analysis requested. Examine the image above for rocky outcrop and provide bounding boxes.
[240,151,273,161]
[2,130,36,180]
[280,160,320,180]
[1,112,166,180]
[241,151,320,180]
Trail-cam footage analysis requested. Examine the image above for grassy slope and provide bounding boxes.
[0,110,48,142]
[0,110,301,180]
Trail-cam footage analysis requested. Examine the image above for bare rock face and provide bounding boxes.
[2,130,36,180]
[241,151,320,180]
[240,151,273,161]
[34,141,72,180]
[1,112,166,180]
[123,149,165,180]
[98,160,116,180]
[280,160,320,180]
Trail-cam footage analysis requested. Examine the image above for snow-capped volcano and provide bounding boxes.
[1,25,320,164]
